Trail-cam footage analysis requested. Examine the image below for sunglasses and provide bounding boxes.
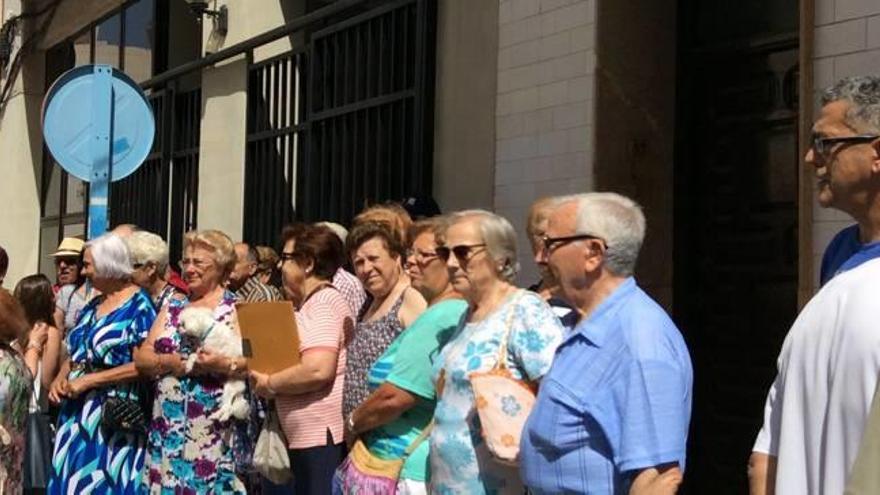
[811,133,879,157]
[541,233,607,253]
[435,243,487,263]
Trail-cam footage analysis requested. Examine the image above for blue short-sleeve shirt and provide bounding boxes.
[520,278,694,494]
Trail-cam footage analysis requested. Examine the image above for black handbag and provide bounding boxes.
[101,382,150,435]
[23,383,54,491]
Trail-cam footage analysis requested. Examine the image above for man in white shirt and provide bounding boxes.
[749,76,880,495]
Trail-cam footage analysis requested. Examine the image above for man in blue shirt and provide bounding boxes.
[520,192,694,495]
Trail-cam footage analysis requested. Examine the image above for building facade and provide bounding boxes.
[0,0,877,492]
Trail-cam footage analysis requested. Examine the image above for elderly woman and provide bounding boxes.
[341,217,467,494]
[0,289,32,494]
[47,233,157,494]
[249,224,354,493]
[526,197,575,322]
[429,210,564,494]
[126,230,186,311]
[343,222,426,420]
[134,229,251,493]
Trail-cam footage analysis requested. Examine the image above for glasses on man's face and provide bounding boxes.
[435,243,487,264]
[178,258,212,271]
[541,234,607,254]
[406,248,440,266]
[811,133,879,157]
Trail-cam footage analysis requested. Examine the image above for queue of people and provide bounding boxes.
[1,74,876,495]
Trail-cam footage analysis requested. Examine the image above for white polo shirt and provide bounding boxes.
[753,257,880,495]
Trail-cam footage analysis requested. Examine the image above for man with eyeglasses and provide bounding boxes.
[520,192,692,495]
[749,76,880,495]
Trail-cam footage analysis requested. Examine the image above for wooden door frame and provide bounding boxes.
[798,0,815,308]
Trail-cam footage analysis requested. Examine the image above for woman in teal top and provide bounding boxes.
[345,218,467,493]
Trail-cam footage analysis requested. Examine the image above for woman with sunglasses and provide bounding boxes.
[429,210,564,494]
[342,222,427,422]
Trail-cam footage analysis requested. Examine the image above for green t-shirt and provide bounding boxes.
[363,299,467,481]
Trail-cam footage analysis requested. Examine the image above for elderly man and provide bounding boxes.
[520,192,693,495]
[50,237,85,289]
[229,241,280,302]
[748,76,880,495]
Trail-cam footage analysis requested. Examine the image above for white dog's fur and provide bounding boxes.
[179,307,250,422]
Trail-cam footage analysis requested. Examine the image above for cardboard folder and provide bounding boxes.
[236,301,301,374]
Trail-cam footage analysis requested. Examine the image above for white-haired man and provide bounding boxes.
[520,192,693,495]
[748,76,880,495]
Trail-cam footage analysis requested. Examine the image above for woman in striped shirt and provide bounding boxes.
[250,224,355,494]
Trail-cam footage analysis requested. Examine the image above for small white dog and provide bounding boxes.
[179,307,250,422]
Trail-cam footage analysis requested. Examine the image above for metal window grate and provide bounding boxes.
[244,0,436,247]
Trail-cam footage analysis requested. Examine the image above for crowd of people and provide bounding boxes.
[0,74,877,495]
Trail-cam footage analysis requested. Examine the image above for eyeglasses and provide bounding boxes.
[435,243,487,264]
[541,234,607,253]
[811,133,879,157]
[178,258,212,270]
[405,249,440,265]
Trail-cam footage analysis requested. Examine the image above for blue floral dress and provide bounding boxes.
[0,345,31,494]
[429,291,564,494]
[141,293,247,494]
[49,289,157,495]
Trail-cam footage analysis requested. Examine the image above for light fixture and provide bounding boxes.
[185,1,228,37]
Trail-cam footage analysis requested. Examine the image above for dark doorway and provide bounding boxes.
[674,0,800,493]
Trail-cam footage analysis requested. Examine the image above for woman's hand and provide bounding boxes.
[48,375,70,404]
[249,371,276,399]
[28,322,49,350]
[191,350,229,376]
[66,375,96,399]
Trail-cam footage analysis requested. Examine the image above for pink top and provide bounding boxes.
[276,286,353,449]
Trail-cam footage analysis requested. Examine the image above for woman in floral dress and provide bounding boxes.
[0,289,32,495]
[135,230,250,494]
[47,234,157,495]
[430,211,564,494]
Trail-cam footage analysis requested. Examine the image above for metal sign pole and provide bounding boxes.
[88,65,113,239]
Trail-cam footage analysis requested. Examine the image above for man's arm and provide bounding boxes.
[629,463,683,495]
[748,452,776,495]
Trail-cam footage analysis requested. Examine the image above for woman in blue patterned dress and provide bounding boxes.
[47,233,157,495]
[135,230,250,494]
[430,210,564,494]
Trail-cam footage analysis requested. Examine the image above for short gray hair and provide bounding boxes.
[447,209,520,282]
[126,231,169,273]
[556,192,646,277]
[85,233,133,279]
[822,76,880,133]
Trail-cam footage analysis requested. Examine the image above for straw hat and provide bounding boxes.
[50,237,85,258]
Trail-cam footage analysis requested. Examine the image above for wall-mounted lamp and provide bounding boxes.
[185,1,228,36]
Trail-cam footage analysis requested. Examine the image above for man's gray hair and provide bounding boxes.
[556,192,646,277]
[822,76,880,133]
[85,233,133,279]
[126,231,169,273]
[448,209,520,282]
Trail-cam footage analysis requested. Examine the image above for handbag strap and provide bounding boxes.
[493,290,524,372]
[402,420,434,459]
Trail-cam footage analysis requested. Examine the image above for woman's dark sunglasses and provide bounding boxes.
[435,243,487,263]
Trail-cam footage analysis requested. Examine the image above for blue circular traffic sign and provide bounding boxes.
[42,65,155,182]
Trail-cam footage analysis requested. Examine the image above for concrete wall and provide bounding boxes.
[195,0,304,241]
[494,0,598,285]
[0,7,47,288]
[432,0,498,214]
[594,0,676,307]
[810,0,880,289]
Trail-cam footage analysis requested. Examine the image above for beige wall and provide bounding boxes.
[432,0,498,214]
[494,0,598,285]
[195,0,305,240]
[594,0,676,307]
[810,0,880,289]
